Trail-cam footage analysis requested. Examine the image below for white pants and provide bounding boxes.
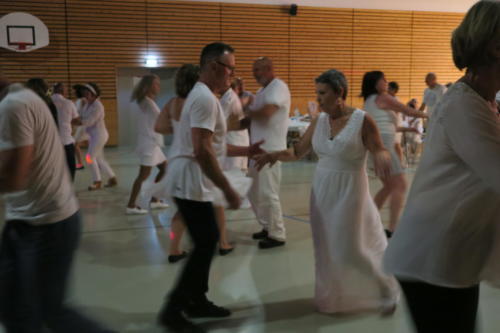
[247,161,285,241]
[87,133,115,182]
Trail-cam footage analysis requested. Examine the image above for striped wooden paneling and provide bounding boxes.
[1,1,465,145]
[410,11,464,102]
[290,7,353,110]
[220,3,290,95]
[351,9,413,108]
[147,0,221,67]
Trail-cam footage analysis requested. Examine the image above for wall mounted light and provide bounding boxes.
[145,55,158,67]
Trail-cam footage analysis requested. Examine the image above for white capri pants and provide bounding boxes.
[87,133,115,182]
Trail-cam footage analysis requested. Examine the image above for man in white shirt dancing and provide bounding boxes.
[247,57,291,249]
[419,72,447,118]
[158,42,263,333]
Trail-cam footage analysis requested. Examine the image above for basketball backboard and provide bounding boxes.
[0,12,49,52]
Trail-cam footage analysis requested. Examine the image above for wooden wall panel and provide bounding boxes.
[147,0,221,67]
[352,9,413,108]
[290,7,353,111]
[1,1,465,145]
[0,1,69,88]
[65,0,148,145]
[220,3,290,95]
[410,11,463,101]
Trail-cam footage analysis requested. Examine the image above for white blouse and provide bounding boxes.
[384,82,500,288]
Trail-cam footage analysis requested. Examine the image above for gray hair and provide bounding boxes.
[315,69,348,100]
[451,0,500,70]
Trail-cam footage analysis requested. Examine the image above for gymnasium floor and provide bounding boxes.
[1,146,500,333]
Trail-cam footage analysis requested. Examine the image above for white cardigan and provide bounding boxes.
[384,82,500,288]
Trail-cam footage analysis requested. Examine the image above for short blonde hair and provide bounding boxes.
[451,0,500,70]
[131,74,159,102]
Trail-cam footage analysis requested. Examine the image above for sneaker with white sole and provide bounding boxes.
[126,207,149,215]
[150,201,169,210]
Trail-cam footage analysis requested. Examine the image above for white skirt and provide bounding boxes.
[137,146,167,166]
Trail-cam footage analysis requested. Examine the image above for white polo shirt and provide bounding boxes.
[166,82,227,202]
[250,78,291,151]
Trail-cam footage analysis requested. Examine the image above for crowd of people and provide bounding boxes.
[0,1,499,333]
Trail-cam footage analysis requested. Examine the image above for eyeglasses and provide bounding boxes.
[215,60,236,73]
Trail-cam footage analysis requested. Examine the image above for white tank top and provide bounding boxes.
[364,94,397,135]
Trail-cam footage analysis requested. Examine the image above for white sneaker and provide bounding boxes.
[150,201,169,210]
[126,207,149,215]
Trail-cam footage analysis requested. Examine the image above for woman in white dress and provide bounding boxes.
[126,74,169,214]
[384,2,500,332]
[361,71,427,237]
[214,84,251,255]
[255,69,399,314]
[155,64,199,263]
[74,82,117,190]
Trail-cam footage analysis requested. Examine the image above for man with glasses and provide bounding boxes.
[158,42,263,333]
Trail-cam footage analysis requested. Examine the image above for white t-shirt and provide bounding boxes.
[166,82,227,202]
[250,78,291,151]
[423,84,447,117]
[0,85,79,225]
[51,93,78,145]
[136,96,164,153]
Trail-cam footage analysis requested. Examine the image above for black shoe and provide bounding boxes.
[185,298,231,318]
[252,229,268,240]
[219,247,234,256]
[158,311,205,333]
[168,251,188,263]
[258,237,285,249]
[384,229,393,239]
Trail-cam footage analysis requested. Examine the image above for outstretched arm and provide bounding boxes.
[378,93,428,119]
[254,116,319,170]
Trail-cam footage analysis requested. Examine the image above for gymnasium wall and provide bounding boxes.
[0,0,464,145]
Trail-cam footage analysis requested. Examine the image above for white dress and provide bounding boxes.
[220,88,249,170]
[136,97,166,166]
[310,110,399,313]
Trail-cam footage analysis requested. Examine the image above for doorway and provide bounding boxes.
[116,67,178,147]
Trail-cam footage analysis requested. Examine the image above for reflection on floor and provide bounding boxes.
[1,147,500,332]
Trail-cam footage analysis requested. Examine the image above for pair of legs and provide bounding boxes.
[158,198,229,331]
[75,141,85,168]
[87,136,116,190]
[63,143,76,180]
[168,206,233,256]
[400,280,479,333]
[247,162,286,242]
[0,212,113,333]
[374,173,407,233]
[127,161,167,209]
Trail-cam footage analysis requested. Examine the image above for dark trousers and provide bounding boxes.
[168,198,219,309]
[64,143,76,181]
[400,280,479,333]
[0,212,111,333]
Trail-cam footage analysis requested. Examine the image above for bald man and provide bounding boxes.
[247,57,291,249]
[419,73,447,119]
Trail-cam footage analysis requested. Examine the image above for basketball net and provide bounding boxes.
[16,43,28,51]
